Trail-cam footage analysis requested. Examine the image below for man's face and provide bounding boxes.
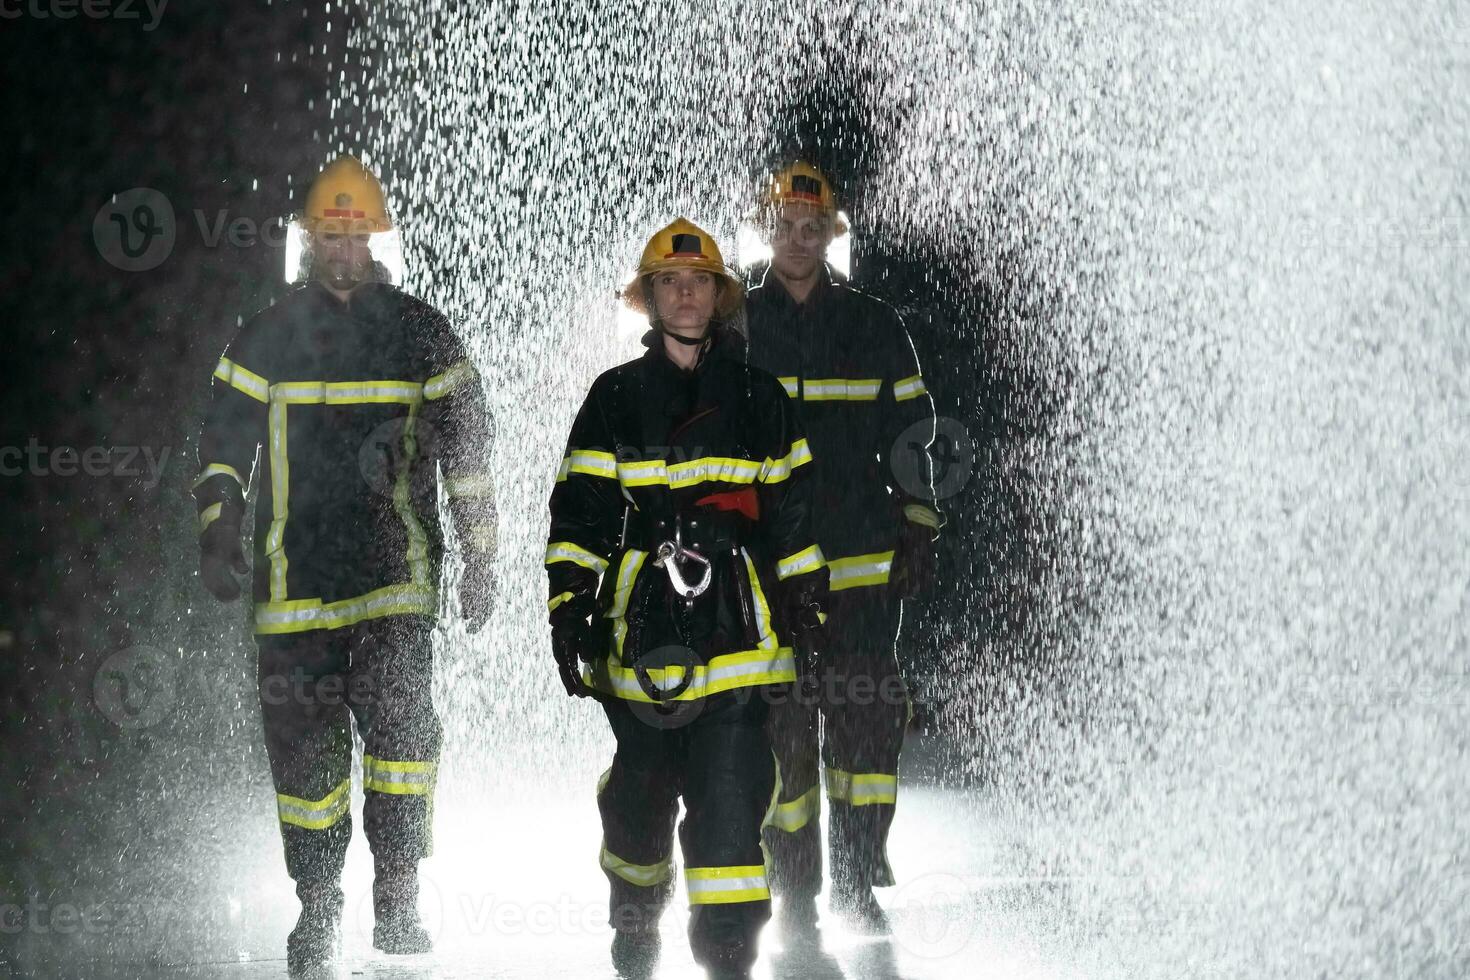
[310,222,375,289]
[766,201,835,281]
[651,268,719,336]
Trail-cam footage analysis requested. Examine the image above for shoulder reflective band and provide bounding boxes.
[198,502,223,533]
[601,844,673,888]
[192,462,246,491]
[253,583,438,634]
[904,503,941,529]
[769,783,820,833]
[424,359,477,401]
[213,356,270,403]
[827,550,895,591]
[892,373,928,402]
[825,768,898,806]
[775,543,826,580]
[759,437,813,484]
[802,378,881,402]
[363,756,436,796]
[276,778,350,830]
[777,376,799,397]
[685,866,770,905]
[544,541,610,575]
[557,449,618,482]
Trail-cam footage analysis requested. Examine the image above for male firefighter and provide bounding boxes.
[546,218,828,979]
[744,161,942,934]
[192,155,495,976]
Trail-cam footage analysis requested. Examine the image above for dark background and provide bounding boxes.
[0,2,1052,971]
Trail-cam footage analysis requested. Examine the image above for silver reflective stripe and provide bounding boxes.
[213,356,270,402]
[424,360,476,400]
[600,845,672,887]
[892,373,928,401]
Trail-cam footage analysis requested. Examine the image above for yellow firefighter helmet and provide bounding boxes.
[622,217,745,317]
[302,155,394,234]
[755,160,849,236]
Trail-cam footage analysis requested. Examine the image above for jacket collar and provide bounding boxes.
[752,261,837,313]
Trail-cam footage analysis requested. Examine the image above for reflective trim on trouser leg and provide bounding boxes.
[601,844,674,888]
[685,866,771,905]
[825,768,898,806]
[363,755,437,796]
[770,784,821,833]
[277,778,351,830]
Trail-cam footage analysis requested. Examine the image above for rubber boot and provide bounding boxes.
[286,881,343,978]
[776,893,820,943]
[372,860,432,954]
[830,881,890,935]
[610,926,661,979]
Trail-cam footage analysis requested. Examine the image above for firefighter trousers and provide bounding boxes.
[763,589,907,899]
[597,689,777,970]
[256,615,441,887]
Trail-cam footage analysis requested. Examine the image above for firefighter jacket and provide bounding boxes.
[193,281,495,635]
[544,329,828,704]
[743,264,942,593]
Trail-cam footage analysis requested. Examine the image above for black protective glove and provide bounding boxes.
[887,519,937,600]
[549,592,597,698]
[458,558,495,633]
[199,520,248,602]
[780,572,829,678]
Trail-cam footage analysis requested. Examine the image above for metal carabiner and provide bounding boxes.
[652,525,713,599]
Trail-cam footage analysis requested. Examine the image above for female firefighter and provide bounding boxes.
[544,217,829,979]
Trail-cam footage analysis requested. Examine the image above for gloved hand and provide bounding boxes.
[458,558,495,633]
[780,573,829,678]
[887,519,936,600]
[549,593,598,697]
[199,520,248,602]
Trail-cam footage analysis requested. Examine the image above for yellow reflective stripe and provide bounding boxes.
[892,373,928,401]
[192,462,245,490]
[803,378,881,402]
[558,449,618,482]
[392,405,432,588]
[741,549,777,651]
[253,583,438,635]
[363,755,437,796]
[198,502,223,533]
[777,376,798,397]
[904,503,940,529]
[424,359,476,400]
[548,590,575,613]
[825,769,898,806]
[607,549,648,660]
[213,356,270,403]
[827,550,895,591]
[668,456,761,488]
[584,646,796,703]
[269,380,424,404]
[544,541,610,574]
[685,865,770,905]
[759,437,813,484]
[775,543,826,580]
[770,784,820,833]
[276,778,350,830]
[266,399,290,601]
[601,844,673,888]
[445,473,494,499]
[616,458,668,487]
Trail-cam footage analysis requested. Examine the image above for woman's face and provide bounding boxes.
[651,268,718,336]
